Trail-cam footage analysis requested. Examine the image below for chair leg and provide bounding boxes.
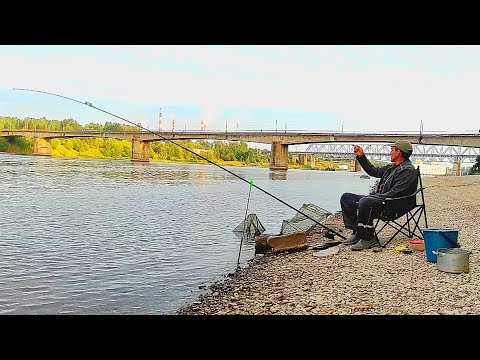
[376,206,426,247]
[375,219,394,248]
[381,225,404,248]
[406,213,412,237]
[411,208,426,240]
[422,205,428,229]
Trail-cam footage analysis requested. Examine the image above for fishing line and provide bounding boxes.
[237,179,254,267]
[12,88,346,240]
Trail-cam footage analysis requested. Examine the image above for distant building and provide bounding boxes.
[414,160,448,175]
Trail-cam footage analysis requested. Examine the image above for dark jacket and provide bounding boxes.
[357,154,418,210]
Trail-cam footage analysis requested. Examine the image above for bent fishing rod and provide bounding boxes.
[13,88,346,240]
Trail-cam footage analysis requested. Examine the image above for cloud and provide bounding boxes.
[2,45,480,132]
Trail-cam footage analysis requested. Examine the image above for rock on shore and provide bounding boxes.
[177,175,480,315]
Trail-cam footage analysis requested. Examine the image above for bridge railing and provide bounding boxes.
[2,128,480,135]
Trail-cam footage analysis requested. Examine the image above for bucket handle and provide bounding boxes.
[434,249,471,256]
[437,231,460,248]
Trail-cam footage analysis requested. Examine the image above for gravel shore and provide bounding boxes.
[177,175,480,315]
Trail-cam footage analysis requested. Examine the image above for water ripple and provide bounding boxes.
[0,153,376,314]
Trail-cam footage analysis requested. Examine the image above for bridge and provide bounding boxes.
[1,129,479,171]
[290,143,480,175]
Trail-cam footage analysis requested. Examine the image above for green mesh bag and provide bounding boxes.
[233,213,266,236]
[280,204,332,235]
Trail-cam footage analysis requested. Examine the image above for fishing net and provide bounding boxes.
[233,213,266,236]
[280,203,332,235]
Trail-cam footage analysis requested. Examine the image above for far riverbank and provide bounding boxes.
[0,150,349,171]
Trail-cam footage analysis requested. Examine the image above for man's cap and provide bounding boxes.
[392,140,413,154]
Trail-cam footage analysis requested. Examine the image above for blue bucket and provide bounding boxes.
[422,228,460,263]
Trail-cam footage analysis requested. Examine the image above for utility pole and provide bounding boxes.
[172,117,175,132]
[225,120,228,133]
[276,120,278,132]
[285,122,287,133]
[158,108,163,131]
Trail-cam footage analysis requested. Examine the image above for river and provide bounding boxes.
[0,154,376,314]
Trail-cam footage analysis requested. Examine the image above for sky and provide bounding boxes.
[1,45,480,135]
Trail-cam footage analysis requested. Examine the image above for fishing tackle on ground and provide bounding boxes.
[12,88,346,241]
[233,214,266,236]
[233,204,332,237]
[280,203,332,235]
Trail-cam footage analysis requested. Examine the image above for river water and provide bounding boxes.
[0,154,376,314]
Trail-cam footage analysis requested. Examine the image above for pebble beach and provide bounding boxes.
[177,175,480,315]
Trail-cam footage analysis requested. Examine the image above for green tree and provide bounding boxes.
[104,122,122,131]
[7,136,33,154]
[469,155,480,174]
[36,117,49,130]
[0,137,8,151]
[49,120,62,131]
[72,138,87,152]
[24,117,37,130]
[85,122,103,130]
[59,118,82,131]
[121,124,140,131]
[196,140,213,150]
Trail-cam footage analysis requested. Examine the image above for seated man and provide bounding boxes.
[340,140,418,250]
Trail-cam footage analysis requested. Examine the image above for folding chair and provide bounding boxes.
[373,166,428,248]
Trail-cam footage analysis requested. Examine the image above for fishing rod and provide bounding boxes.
[12,88,346,240]
[237,180,254,268]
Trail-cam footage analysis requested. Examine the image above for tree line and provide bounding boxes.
[0,116,139,132]
[0,116,270,165]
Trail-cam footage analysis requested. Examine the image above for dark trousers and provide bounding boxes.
[340,193,386,239]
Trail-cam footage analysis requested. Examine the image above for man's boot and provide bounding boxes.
[341,232,360,245]
[351,232,379,251]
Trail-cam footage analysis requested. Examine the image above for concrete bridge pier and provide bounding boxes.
[310,154,316,168]
[33,138,52,156]
[349,159,362,172]
[298,154,306,165]
[131,138,150,162]
[291,154,298,164]
[452,159,462,176]
[270,142,289,170]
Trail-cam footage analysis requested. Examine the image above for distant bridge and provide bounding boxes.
[291,143,480,163]
[1,129,480,147]
[1,129,479,170]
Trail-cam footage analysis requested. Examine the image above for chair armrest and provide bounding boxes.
[384,187,425,201]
